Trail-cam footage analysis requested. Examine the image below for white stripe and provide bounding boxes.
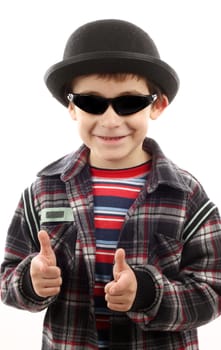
[96,251,115,256]
[183,200,212,234]
[23,187,39,246]
[93,178,146,185]
[184,204,217,243]
[95,206,127,212]
[93,185,140,192]
[94,285,104,289]
[95,210,126,216]
[23,194,35,242]
[28,187,40,234]
[97,243,117,249]
[95,217,124,222]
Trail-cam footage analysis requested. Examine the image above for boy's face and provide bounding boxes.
[68,74,167,169]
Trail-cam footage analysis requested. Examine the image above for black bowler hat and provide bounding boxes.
[44,19,179,107]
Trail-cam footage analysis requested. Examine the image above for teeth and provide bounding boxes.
[102,136,122,140]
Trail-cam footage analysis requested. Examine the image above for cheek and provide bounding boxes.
[131,113,149,131]
[76,115,95,135]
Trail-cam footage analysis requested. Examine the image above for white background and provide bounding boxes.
[0,0,221,349]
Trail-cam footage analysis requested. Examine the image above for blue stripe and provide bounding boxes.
[95,307,111,315]
[95,229,119,241]
[94,196,135,208]
[95,273,112,283]
[94,206,128,214]
[96,240,117,248]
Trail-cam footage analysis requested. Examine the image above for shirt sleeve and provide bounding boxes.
[0,194,56,311]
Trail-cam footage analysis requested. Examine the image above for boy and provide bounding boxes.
[1,19,221,350]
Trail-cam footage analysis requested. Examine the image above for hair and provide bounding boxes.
[65,72,165,105]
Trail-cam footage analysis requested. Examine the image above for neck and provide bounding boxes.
[89,150,151,169]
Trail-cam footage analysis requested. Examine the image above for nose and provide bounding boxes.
[100,105,123,128]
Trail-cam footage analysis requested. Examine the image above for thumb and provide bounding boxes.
[38,230,56,266]
[113,248,127,281]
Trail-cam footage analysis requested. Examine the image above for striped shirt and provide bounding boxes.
[91,162,152,348]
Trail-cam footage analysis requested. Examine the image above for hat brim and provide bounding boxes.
[44,51,179,107]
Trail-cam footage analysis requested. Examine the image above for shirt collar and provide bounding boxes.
[143,138,191,193]
[37,144,90,180]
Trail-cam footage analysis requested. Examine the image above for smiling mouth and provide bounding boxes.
[98,136,126,140]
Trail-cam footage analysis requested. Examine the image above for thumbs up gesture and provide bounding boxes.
[104,248,137,312]
[30,230,62,298]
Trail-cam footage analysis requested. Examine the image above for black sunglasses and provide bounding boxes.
[67,92,157,116]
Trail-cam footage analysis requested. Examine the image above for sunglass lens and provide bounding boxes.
[73,95,108,114]
[113,96,152,116]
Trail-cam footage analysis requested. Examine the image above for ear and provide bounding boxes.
[68,102,77,121]
[150,94,169,120]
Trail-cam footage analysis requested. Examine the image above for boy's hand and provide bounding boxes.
[104,248,137,312]
[30,230,62,298]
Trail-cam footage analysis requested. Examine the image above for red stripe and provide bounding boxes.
[94,283,105,296]
[94,218,123,230]
[91,161,151,178]
[96,250,115,263]
[96,318,109,329]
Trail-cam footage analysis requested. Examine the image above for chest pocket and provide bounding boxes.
[148,232,184,278]
[23,187,77,271]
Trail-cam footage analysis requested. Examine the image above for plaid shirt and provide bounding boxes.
[1,138,221,349]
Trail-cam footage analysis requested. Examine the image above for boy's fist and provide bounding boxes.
[104,248,137,312]
[30,230,62,298]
